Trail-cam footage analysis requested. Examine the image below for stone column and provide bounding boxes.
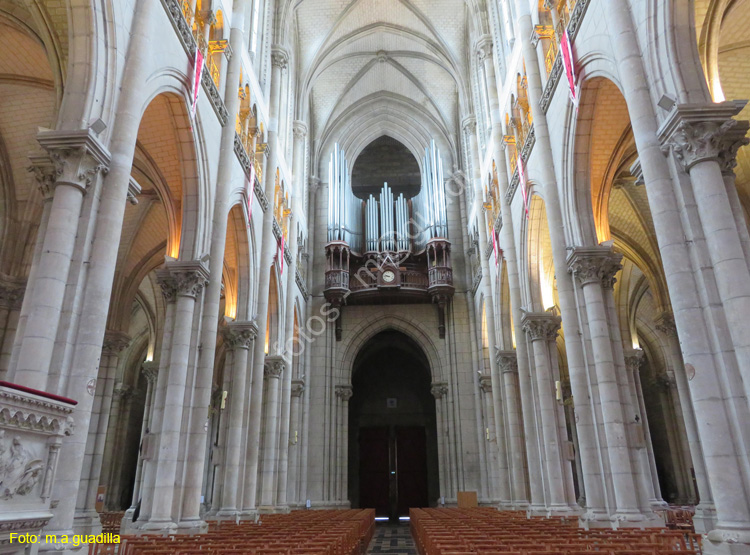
[431,382,450,502]
[623,350,667,507]
[275,120,308,510]
[496,351,528,506]
[6,157,54,381]
[12,131,109,390]
[79,331,130,521]
[335,385,353,504]
[243,46,289,515]
[654,312,716,531]
[129,362,159,512]
[479,374,502,504]
[659,105,750,402]
[142,261,209,531]
[0,277,24,378]
[180,0,250,528]
[43,0,159,540]
[217,321,257,516]
[462,113,510,505]
[568,247,646,521]
[137,274,177,524]
[521,312,576,513]
[603,1,750,549]
[259,356,285,511]
[513,5,606,519]
[287,379,305,505]
[720,159,750,272]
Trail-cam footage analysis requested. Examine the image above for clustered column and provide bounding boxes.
[142,261,209,530]
[521,312,576,513]
[218,322,257,517]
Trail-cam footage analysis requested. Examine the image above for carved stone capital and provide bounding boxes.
[462,115,477,136]
[222,321,258,350]
[264,356,286,379]
[335,385,353,402]
[521,311,561,342]
[102,330,131,354]
[475,34,493,63]
[567,246,623,289]
[431,382,449,400]
[27,154,57,200]
[658,102,750,173]
[35,129,110,194]
[654,311,677,338]
[623,348,645,374]
[479,374,493,394]
[291,379,305,398]
[167,260,210,299]
[141,362,159,384]
[271,47,289,70]
[496,350,518,374]
[113,384,133,401]
[293,121,308,140]
[155,269,178,304]
[0,274,25,310]
[629,158,645,186]
[309,177,322,193]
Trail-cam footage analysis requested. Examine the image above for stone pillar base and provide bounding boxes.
[72,511,103,537]
[579,510,664,530]
[177,519,208,533]
[527,505,579,518]
[694,504,719,534]
[704,530,750,555]
[133,519,178,534]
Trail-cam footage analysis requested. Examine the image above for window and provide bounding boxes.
[250,0,262,57]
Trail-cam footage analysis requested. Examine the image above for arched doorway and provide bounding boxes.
[348,330,439,521]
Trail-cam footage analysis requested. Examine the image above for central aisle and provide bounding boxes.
[366,523,418,555]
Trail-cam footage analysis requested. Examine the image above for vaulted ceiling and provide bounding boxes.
[288,0,470,163]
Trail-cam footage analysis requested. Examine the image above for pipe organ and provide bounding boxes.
[324,141,454,339]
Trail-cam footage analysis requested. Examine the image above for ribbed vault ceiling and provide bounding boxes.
[290,0,468,150]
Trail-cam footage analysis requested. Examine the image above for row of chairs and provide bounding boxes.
[89,509,375,555]
[99,512,126,535]
[409,508,702,555]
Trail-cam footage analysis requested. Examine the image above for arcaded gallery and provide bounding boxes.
[1,0,750,554]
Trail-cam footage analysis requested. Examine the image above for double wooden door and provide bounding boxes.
[358,426,428,521]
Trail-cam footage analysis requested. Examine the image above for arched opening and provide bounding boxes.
[348,330,438,521]
[573,76,699,505]
[351,136,421,199]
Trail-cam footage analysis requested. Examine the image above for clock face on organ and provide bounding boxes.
[382,270,396,283]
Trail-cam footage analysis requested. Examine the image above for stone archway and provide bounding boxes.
[347,330,439,521]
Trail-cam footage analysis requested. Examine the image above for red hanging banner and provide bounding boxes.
[561,29,578,110]
[517,154,529,219]
[191,47,205,120]
[246,163,256,228]
[492,227,499,267]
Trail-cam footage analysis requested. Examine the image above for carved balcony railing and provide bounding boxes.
[540,0,591,114]
[163,0,228,125]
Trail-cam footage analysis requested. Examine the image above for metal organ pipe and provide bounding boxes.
[412,140,448,249]
[328,143,362,251]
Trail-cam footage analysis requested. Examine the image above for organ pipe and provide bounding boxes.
[327,144,362,252]
[413,139,448,248]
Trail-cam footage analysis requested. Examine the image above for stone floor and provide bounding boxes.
[366,523,418,555]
